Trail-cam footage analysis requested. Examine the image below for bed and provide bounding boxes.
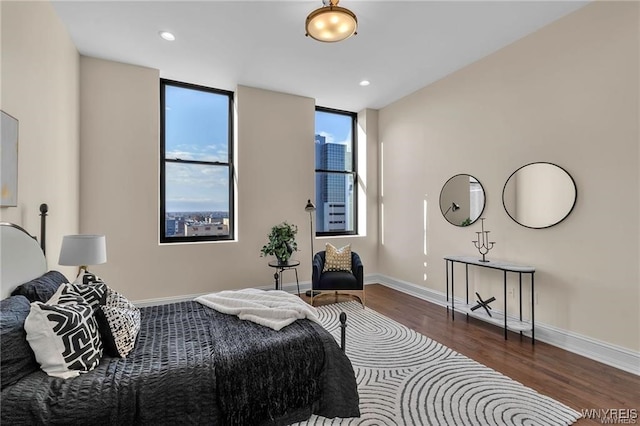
[0,210,360,425]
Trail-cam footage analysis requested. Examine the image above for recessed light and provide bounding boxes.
[159,31,175,41]
[359,80,370,86]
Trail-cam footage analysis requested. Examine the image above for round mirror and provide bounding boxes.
[439,174,486,226]
[502,162,577,229]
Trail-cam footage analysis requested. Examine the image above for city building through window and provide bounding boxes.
[315,107,357,236]
[160,79,234,243]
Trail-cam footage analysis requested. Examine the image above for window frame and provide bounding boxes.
[314,106,358,237]
[159,79,235,244]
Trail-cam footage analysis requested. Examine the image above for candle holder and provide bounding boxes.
[472,218,495,263]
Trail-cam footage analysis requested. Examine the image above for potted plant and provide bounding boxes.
[260,222,298,264]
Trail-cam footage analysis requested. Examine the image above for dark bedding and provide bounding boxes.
[1,301,359,425]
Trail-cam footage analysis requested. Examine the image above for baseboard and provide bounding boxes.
[133,274,638,376]
[133,284,273,307]
[134,275,380,306]
[373,274,640,376]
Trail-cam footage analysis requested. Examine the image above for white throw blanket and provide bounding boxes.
[195,288,319,331]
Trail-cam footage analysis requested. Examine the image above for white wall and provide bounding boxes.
[79,62,378,301]
[378,1,639,352]
[0,1,79,278]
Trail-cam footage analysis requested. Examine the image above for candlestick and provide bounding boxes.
[472,218,495,262]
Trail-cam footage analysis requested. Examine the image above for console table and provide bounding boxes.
[444,255,535,344]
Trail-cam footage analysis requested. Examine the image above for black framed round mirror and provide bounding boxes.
[502,162,577,229]
[439,174,486,226]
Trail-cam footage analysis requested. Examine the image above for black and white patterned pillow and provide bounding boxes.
[48,271,107,310]
[24,302,103,378]
[96,288,140,358]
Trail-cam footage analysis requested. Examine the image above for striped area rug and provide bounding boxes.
[299,301,581,426]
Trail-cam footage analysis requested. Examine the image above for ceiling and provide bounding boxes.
[51,1,588,112]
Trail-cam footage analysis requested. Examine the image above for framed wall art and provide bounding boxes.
[1,110,19,207]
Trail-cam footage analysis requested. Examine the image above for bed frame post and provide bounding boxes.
[339,312,347,352]
[39,203,48,255]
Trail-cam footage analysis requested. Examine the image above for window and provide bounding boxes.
[314,107,357,236]
[160,79,234,243]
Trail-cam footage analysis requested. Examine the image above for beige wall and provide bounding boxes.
[4,0,633,356]
[378,1,639,351]
[0,1,79,278]
[79,63,378,301]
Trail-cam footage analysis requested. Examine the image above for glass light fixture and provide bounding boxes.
[159,31,175,41]
[305,0,357,43]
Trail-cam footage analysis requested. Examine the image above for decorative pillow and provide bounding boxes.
[48,271,107,310]
[73,270,105,286]
[11,270,69,303]
[95,287,140,358]
[323,243,352,272]
[0,295,39,389]
[24,302,103,379]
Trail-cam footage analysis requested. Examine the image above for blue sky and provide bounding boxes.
[165,85,351,212]
[164,85,229,212]
[315,110,352,146]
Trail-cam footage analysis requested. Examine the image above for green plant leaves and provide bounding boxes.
[260,222,298,262]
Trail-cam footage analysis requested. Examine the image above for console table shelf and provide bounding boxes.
[444,255,536,344]
[449,302,533,333]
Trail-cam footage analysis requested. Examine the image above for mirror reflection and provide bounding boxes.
[439,174,486,226]
[502,162,577,229]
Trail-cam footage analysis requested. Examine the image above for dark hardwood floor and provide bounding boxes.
[302,284,640,425]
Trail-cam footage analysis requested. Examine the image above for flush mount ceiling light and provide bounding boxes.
[305,0,357,43]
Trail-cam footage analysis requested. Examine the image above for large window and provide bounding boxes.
[314,107,357,236]
[160,79,234,243]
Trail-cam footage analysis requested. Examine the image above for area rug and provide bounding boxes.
[297,301,581,426]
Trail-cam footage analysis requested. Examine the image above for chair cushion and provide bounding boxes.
[317,271,360,291]
[323,243,352,273]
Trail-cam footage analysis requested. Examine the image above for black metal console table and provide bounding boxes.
[444,255,536,344]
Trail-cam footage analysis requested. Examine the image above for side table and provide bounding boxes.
[268,260,300,295]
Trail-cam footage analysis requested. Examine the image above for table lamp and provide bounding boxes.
[58,234,107,275]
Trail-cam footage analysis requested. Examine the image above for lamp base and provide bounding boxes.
[305,290,321,297]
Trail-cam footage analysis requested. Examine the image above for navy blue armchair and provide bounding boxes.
[311,251,364,307]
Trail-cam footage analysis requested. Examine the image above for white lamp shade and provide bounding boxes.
[58,235,107,267]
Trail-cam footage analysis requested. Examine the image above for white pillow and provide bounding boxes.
[24,302,103,379]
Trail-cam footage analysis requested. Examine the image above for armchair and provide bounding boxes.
[311,250,364,307]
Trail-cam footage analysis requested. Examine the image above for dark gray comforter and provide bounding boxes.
[1,301,360,425]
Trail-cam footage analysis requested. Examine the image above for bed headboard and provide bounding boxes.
[0,205,49,299]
